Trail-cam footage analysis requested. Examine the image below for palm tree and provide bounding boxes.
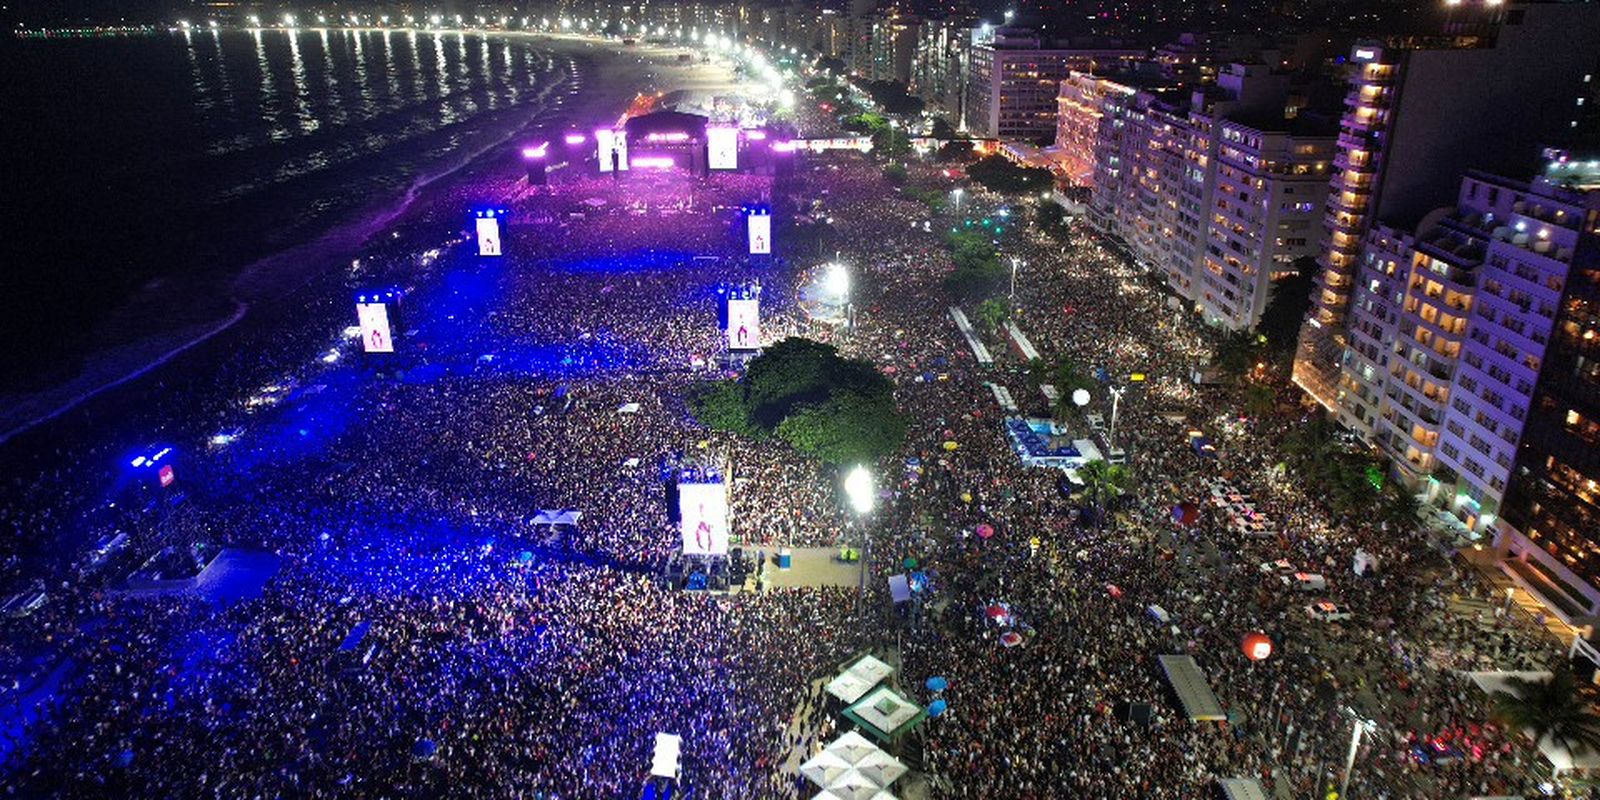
[974,297,1010,334]
[1492,668,1600,757]
[1379,485,1421,531]
[1075,459,1130,528]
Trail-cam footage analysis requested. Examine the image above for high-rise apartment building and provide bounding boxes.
[1496,157,1600,624]
[1197,116,1334,327]
[911,15,972,121]
[965,27,1138,140]
[1062,62,1326,330]
[868,7,920,83]
[1294,2,1600,415]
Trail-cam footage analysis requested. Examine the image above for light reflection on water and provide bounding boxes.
[173,29,567,206]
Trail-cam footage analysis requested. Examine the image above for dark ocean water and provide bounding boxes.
[0,30,574,382]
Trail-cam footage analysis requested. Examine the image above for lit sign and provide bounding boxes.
[747,209,771,255]
[679,482,730,555]
[708,127,739,170]
[596,129,629,173]
[1353,48,1376,61]
[475,215,503,257]
[356,302,394,353]
[727,297,760,349]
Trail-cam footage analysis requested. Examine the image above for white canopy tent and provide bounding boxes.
[825,654,894,703]
[824,731,880,765]
[851,749,907,786]
[800,751,855,787]
[803,730,908,798]
[532,510,583,527]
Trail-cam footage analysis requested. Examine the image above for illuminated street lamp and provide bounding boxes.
[844,466,874,514]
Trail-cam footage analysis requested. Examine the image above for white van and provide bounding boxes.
[1280,572,1327,592]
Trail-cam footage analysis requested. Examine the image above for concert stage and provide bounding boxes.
[761,547,865,589]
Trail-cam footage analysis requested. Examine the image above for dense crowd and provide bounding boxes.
[0,81,1578,800]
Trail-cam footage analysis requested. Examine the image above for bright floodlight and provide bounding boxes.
[1072,388,1091,407]
[844,466,874,514]
[826,264,850,297]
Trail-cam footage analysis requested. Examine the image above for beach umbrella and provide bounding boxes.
[1241,632,1274,661]
[959,492,972,504]
[999,631,1024,647]
[811,790,849,800]
[1105,583,1123,598]
[1172,501,1200,527]
[924,676,948,692]
[942,441,960,451]
[975,523,995,540]
[801,751,854,787]
[902,557,918,569]
[985,604,1008,620]
[927,698,949,717]
[412,739,438,760]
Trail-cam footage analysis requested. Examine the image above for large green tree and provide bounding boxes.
[776,390,907,464]
[689,338,906,464]
[967,154,1053,193]
[1256,256,1317,361]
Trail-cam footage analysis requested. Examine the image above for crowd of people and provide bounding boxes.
[0,79,1580,800]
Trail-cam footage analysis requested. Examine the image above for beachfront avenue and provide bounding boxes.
[0,42,1573,800]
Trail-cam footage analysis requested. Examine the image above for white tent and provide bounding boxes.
[851,749,907,787]
[825,770,881,800]
[825,671,879,704]
[800,750,855,787]
[824,731,880,765]
[825,654,896,703]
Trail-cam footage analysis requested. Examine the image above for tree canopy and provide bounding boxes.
[1256,255,1317,363]
[942,229,1008,300]
[936,140,975,163]
[967,155,1053,193]
[858,79,924,115]
[689,338,905,464]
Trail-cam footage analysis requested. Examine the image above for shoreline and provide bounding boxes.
[0,34,707,449]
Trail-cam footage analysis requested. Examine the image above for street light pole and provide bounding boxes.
[1107,385,1126,451]
[1339,710,1376,800]
[1009,257,1020,305]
